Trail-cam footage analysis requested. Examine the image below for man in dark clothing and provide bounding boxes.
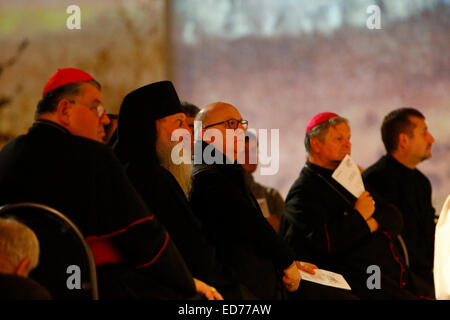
[113,81,242,299]
[189,102,301,300]
[281,112,419,299]
[363,108,436,298]
[0,68,197,299]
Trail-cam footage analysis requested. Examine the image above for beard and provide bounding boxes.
[156,134,193,198]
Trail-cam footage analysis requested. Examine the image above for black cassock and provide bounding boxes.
[281,161,420,299]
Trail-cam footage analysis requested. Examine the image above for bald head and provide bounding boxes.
[196,102,240,128]
[196,101,247,162]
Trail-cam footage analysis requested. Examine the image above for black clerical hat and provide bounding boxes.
[120,81,182,121]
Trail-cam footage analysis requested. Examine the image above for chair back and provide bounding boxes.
[0,202,98,300]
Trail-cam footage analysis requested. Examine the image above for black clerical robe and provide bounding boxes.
[281,161,419,299]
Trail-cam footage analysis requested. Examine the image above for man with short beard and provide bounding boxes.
[363,108,436,298]
[114,81,249,299]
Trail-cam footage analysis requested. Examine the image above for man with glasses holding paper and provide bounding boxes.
[280,112,420,299]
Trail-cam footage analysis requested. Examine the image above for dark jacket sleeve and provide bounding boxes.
[367,186,403,234]
[191,169,295,271]
[284,176,371,258]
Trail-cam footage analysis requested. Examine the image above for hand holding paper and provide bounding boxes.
[332,154,365,198]
[297,267,352,291]
[354,191,375,221]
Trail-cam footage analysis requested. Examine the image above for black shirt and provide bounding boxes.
[363,154,436,282]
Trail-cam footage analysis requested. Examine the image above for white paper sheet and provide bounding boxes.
[299,268,352,291]
[331,154,365,198]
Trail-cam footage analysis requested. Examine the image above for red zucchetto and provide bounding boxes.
[42,68,94,96]
[305,112,339,135]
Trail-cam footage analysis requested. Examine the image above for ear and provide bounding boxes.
[15,258,31,277]
[56,99,72,127]
[310,137,322,154]
[397,133,409,150]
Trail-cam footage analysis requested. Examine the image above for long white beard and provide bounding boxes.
[157,137,193,198]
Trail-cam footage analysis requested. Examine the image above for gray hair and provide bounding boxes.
[304,116,348,153]
[0,218,40,273]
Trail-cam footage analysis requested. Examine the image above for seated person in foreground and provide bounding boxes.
[0,218,52,300]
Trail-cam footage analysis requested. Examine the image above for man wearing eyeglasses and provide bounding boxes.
[35,69,110,143]
[0,68,199,299]
[189,102,301,300]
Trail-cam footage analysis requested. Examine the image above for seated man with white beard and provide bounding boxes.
[114,81,252,300]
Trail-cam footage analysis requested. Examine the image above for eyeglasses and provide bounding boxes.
[203,119,248,130]
[68,100,105,118]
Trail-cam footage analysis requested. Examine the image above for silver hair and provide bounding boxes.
[0,218,40,272]
[304,116,349,154]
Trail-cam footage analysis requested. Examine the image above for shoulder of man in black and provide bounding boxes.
[191,158,295,270]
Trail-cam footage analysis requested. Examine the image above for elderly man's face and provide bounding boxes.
[66,83,110,142]
[315,122,352,165]
[203,103,246,160]
[156,112,190,151]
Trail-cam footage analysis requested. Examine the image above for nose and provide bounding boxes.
[345,138,352,148]
[428,132,435,144]
[101,113,111,125]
